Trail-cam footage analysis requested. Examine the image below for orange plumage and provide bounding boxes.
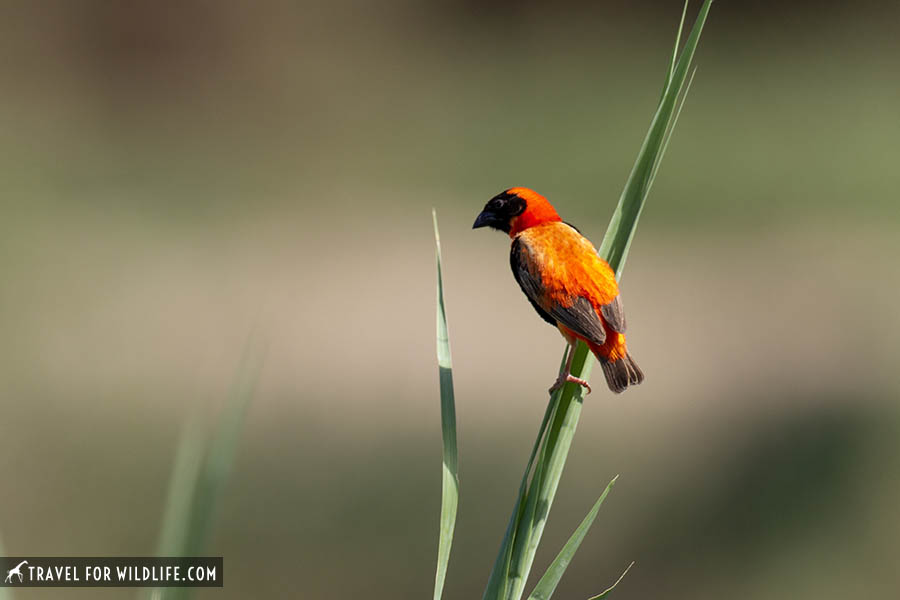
[474,187,643,394]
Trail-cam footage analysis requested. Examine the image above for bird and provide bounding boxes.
[473,187,644,394]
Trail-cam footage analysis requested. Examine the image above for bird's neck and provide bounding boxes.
[509,210,561,237]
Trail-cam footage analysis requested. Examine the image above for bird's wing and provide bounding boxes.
[600,296,626,333]
[511,234,607,346]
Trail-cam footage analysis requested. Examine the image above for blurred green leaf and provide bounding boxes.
[152,418,205,564]
[146,335,265,600]
[527,476,618,600]
[432,211,460,600]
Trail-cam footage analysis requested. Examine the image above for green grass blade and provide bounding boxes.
[484,352,571,600]
[506,356,591,600]
[648,66,698,192]
[662,0,690,100]
[147,335,265,600]
[598,0,712,278]
[432,211,460,600]
[504,350,571,595]
[527,476,619,600]
[483,396,557,600]
[505,390,560,598]
[586,562,635,600]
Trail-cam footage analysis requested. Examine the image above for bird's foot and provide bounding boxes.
[549,374,592,395]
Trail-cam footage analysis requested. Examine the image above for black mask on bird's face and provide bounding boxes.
[473,190,527,233]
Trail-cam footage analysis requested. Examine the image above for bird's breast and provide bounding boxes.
[515,223,619,307]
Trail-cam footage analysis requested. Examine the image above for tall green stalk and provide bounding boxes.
[482,3,713,598]
[432,211,460,600]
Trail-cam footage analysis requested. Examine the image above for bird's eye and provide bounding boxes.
[509,196,526,216]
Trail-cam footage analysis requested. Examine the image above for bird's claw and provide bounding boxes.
[549,374,592,395]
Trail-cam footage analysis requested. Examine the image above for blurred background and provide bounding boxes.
[2,0,899,598]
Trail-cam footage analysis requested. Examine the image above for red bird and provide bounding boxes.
[473,187,643,394]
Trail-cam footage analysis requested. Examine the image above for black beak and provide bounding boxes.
[473,209,501,229]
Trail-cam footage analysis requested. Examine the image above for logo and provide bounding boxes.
[5,561,28,583]
[0,557,223,588]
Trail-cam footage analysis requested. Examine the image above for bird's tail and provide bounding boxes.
[599,352,644,394]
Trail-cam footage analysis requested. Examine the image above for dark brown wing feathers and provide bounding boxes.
[510,237,607,345]
[510,238,556,326]
[600,296,627,333]
[548,297,606,345]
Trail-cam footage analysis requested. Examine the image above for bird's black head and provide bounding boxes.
[473,189,527,234]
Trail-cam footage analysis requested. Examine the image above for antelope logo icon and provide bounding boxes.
[5,560,28,583]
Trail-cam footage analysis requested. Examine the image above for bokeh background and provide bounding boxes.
[2,1,899,598]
